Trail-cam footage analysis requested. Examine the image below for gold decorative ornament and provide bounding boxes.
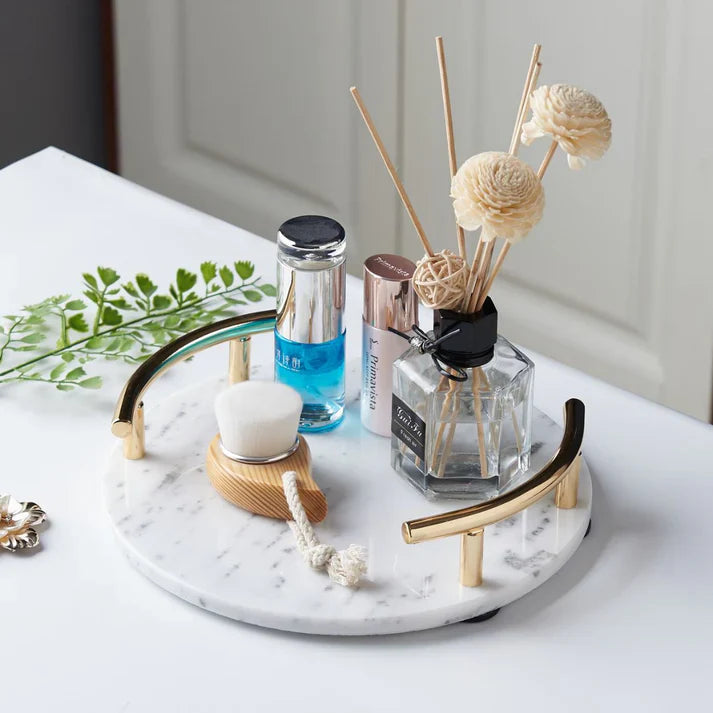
[450,151,545,242]
[412,250,468,310]
[0,494,47,552]
[521,84,612,169]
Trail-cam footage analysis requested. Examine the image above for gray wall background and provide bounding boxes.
[0,0,107,169]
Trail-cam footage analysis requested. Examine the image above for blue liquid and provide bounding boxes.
[274,330,345,432]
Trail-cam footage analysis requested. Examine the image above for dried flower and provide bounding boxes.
[0,494,47,552]
[451,152,544,242]
[412,250,468,309]
[522,84,611,169]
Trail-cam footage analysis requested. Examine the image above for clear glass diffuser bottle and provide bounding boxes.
[390,298,534,500]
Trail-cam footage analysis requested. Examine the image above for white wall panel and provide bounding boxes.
[116,0,401,272]
[116,0,713,419]
[400,0,713,419]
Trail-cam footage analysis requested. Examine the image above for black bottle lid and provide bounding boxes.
[278,215,345,257]
[433,297,498,368]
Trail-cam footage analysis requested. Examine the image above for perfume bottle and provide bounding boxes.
[275,215,346,432]
[390,298,534,500]
[361,254,418,436]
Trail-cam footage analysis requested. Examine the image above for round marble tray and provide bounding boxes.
[103,374,592,636]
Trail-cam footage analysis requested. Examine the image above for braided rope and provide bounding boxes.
[282,471,367,587]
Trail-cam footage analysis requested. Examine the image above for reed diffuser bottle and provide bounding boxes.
[391,298,534,499]
[351,37,610,499]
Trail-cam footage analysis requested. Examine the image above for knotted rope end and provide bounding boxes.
[282,471,368,588]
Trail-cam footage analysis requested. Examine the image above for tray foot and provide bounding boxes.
[462,607,501,623]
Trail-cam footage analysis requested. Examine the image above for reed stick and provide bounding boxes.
[438,367,490,474]
[428,44,545,481]
[476,240,510,311]
[435,36,467,262]
[468,238,495,312]
[508,45,541,155]
[439,237,487,473]
[462,236,485,310]
[529,62,542,110]
[474,57,543,311]
[453,48,541,478]
[439,236,491,474]
[437,382,461,477]
[464,233,490,313]
[431,373,457,473]
[466,49,543,313]
[473,368,488,476]
[510,61,542,158]
[538,139,558,178]
[512,409,523,457]
[350,86,435,257]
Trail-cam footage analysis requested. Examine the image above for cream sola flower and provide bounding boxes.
[451,151,545,242]
[522,84,611,169]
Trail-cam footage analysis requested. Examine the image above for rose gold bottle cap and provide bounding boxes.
[363,254,418,331]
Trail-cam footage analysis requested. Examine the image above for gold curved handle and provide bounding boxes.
[402,398,585,586]
[111,309,277,459]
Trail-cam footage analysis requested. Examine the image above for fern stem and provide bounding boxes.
[92,286,107,336]
[0,279,265,379]
[0,374,82,386]
[55,308,69,348]
[0,320,20,362]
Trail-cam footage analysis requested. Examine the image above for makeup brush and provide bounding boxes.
[206,380,327,523]
[214,380,302,460]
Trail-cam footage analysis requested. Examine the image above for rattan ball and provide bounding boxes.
[412,250,468,310]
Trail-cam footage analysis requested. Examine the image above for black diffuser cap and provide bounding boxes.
[433,297,498,368]
[278,215,345,252]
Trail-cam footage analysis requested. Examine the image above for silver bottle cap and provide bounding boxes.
[276,216,346,343]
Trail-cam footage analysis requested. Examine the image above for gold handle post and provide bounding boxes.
[112,310,276,458]
[402,399,585,586]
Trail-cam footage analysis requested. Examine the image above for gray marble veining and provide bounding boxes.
[104,365,591,635]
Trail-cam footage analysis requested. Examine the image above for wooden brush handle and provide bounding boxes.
[206,434,327,523]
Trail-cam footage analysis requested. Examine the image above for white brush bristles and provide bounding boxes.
[214,381,303,459]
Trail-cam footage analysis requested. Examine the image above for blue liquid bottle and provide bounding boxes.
[275,216,346,432]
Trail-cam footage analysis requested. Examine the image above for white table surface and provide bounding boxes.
[1,148,711,712]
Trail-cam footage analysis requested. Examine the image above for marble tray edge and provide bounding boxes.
[104,445,593,636]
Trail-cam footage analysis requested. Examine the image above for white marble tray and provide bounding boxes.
[103,369,592,635]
